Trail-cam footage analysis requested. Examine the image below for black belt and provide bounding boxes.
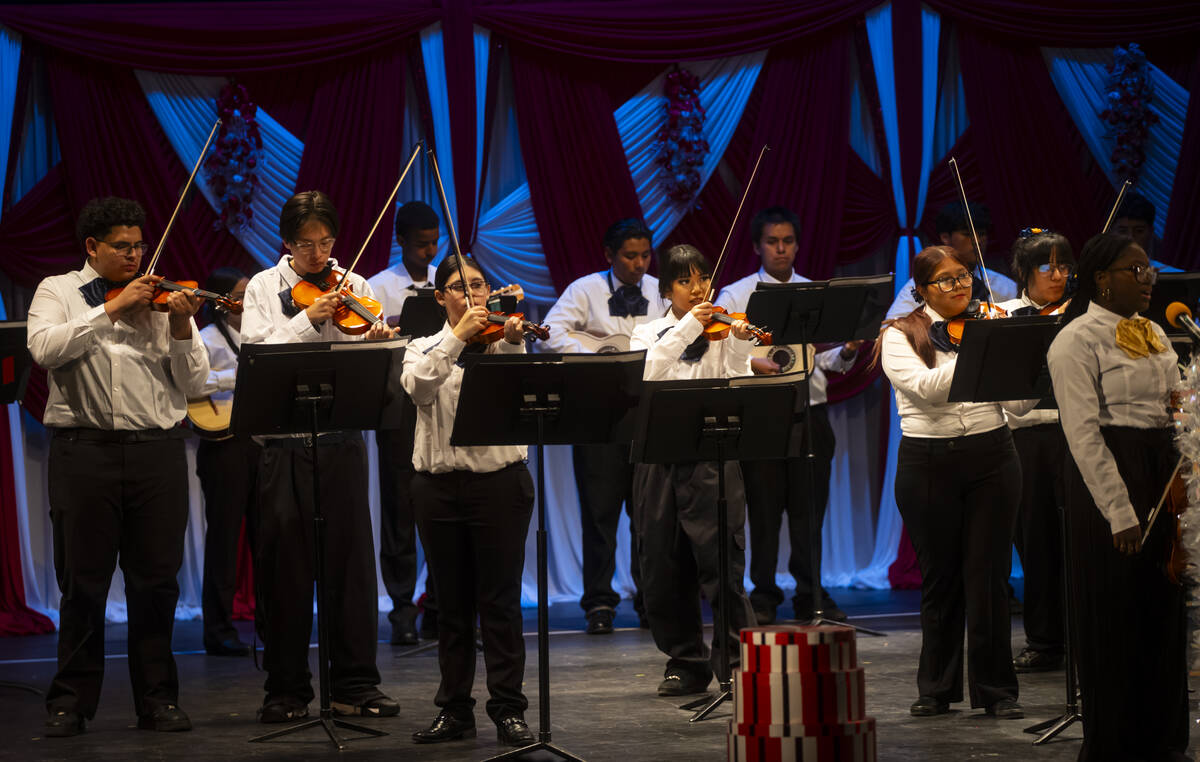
[53,427,185,443]
[262,432,356,449]
[900,426,1012,453]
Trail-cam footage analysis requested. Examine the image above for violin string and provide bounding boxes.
[708,144,770,303]
[947,157,996,308]
[146,118,222,277]
[1101,179,1133,234]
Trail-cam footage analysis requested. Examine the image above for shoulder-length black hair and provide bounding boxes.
[1010,230,1075,293]
[656,244,712,297]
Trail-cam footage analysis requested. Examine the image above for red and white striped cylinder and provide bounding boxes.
[727,717,877,762]
[733,668,866,726]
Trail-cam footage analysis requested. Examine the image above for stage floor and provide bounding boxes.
[0,589,1194,761]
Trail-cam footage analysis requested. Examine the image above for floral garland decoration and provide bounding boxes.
[1099,43,1158,182]
[1169,361,1200,668]
[654,65,709,205]
[204,79,263,233]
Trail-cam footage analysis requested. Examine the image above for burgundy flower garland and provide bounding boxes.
[654,66,709,205]
[204,79,263,233]
[1099,43,1158,182]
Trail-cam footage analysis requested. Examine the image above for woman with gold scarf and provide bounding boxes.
[1047,232,1188,762]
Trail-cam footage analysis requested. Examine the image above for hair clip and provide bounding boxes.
[1018,226,1052,238]
[910,285,924,304]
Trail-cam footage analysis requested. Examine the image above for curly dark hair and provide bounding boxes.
[394,200,439,241]
[76,196,146,245]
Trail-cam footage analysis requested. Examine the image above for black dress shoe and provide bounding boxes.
[390,622,419,646]
[259,696,309,724]
[413,710,476,743]
[987,698,1024,719]
[418,610,439,641]
[585,608,614,635]
[1013,647,1063,673]
[657,669,711,696]
[45,710,85,737]
[910,696,950,716]
[495,714,534,746]
[205,637,251,657]
[137,703,192,732]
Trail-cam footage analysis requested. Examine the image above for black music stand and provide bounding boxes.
[0,322,39,698]
[632,374,802,722]
[233,337,407,750]
[450,351,645,762]
[386,289,446,339]
[746,275,892,636]
[945,318,1082,745]
[1146,271,1200,361]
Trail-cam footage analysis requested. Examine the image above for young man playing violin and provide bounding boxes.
[26,196,209,736]
[401,255,536,747]
[715,206,860,624]
[539,217,666,635]
[366,200,443,646]
[240,190,399,724]
[630,244,758,698]
[996,229,1076,675]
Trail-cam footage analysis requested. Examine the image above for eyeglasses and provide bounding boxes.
[1035,263,1074,276]
[1019,226,1052,239]
[923,272,973,293]
[97,238,149,255]
[1106,264,1159,285]
[443,279,490,295]
[292,238,336,254]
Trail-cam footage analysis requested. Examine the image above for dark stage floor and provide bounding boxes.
[0,589,1195,761]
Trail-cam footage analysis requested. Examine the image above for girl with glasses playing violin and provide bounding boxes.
[403,255,537,747]
[874,245,1035,720]
[995,230,1076,676]
[1047,233,1186,762]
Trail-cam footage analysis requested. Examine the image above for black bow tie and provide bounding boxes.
[79,276,131,308]
[927,321,959,353]
[609,284,649,318]
[658,325,709,362]
[278,288,301,318]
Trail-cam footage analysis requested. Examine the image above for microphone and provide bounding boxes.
[1165,302,1200,343]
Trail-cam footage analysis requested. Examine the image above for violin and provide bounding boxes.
[1144,451,1189,585]
[467,284,550,344]
[943,299,1008,345]
[701,307,773,345]
[106,276,243,314]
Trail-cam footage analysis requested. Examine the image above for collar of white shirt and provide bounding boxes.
[1086,300,1136,326]
[756,267,803,285]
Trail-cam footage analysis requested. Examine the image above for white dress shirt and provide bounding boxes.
[199,322,240,399]
[539,270,668,354]
[367,262,437,319]
[995,292,1060,429]
[402,324,527,473]
[26,261,209,430]
[715,267,856,405]
[241,256,379,345]
[881,305,1032,438]
[886,268,1018,321]
[631,311,753,382]
[1047,301,1178,534]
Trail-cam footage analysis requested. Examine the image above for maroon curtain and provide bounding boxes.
[1163,49,1200,269]
[927,0,1200,44]
[510,45,643,292]
[0,164,77,291]
[0,404,55,636]
[442,1,479,248]
[294,46,408,277]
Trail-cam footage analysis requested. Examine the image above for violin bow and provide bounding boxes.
[706,144,770,303]
[145,118,222,277]
[1101,179,1134,234]
[426,145,475,309]
[947,157,997,307]
[336,141,425,293]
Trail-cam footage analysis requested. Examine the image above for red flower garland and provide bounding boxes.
[1099,43,1158,182]
[204,79,263,233]
[654,66,709,205]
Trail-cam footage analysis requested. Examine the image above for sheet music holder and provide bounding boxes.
[450,350,645,762]
[946,316,1061,404]
[233,337,405,750]
[745,273,894,344]
[1145,271,1200,340]
[386,289,446,340]
[0,322,32,405]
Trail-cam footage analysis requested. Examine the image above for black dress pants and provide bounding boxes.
[412,463,534,722]
[1066,426,1187,762]
[45,431,189,719]
[632,460,756,680]
[196,437,260,648]
[1010,423,1065,654]
[573,442,643,615]
[895,427,1021,708]
[744,404,835,613]
[376,394,436,628]
[255,436,381,704]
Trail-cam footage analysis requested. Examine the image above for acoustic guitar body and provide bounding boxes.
[187,396,234,441]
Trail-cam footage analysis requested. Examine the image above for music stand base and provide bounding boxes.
[485,740,586,761]
[249,710,386,750]
[808,614,886,637]
[680,684,732,722]
[1025,710,1082,744]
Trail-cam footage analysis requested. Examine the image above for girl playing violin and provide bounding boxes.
[403,255,536,748]
[629,244,757,698]
[1047,233,1187,762]
[239,190,398,724]
[875,245,1033,720]
[995,229,1076,675]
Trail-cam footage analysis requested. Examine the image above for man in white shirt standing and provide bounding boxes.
[539,218,667,634]
[715,207,859,624]
[367,201,442,646]
[27,197,209,737]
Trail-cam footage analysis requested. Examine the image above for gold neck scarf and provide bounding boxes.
[1115,316,1167,359]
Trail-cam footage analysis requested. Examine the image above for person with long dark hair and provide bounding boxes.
[876,245,1031,719]
[996,229,1075,673]
[1047,233,1187,761]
